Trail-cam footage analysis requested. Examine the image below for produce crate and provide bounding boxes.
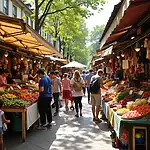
[12,113,22,132]
[132,126,147,150]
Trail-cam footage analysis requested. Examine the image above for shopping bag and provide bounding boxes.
[3,123,7,131]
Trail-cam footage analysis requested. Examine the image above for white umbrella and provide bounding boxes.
[61,61,86,69]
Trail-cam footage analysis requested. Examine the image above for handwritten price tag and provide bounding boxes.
[129,90,133,95]
[138,91,144,95]
[121,81,125,85]
[10,86,13,90]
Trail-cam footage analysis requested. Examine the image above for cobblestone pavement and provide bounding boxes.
[4,97,115,150]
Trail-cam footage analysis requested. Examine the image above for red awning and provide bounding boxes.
[100,0,150,48]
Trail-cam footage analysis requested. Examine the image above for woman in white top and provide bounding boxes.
[0,99,10,150]
[70,70,84,117]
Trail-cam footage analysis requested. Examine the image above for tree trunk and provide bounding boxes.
[58,36,61,53]
[35,0,39,32]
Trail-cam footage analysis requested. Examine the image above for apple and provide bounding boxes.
[136,133,141,138]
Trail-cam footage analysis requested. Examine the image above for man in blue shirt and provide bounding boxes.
[37,69,52,128]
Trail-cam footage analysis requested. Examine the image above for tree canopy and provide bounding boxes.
[27,0,107,65]
[33,0,106,32]
[88,24,105,57]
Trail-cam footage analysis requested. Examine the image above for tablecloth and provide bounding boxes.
[114,111,150,138]
[27,102,39,130]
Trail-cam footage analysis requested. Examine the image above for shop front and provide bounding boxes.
[97,0,150,149]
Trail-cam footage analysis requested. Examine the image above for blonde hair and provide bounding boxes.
[73,70,81,82]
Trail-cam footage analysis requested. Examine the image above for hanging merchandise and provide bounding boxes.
[146,39,150,60]
[122,60,129,69]
[144,38,148,48]
[106,67,111,74]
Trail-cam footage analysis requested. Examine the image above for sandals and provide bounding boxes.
[70,106,74,111]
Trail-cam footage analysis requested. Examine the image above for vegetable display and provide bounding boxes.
[1,84,38,107]
[116,92,129,102]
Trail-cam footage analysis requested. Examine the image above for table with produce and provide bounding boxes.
[0,83,39,142]
[102,79,150,150]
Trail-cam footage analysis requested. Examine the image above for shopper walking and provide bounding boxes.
[90,69,108,123]
[0,99,10,150]
[62,73,74,111]
[81,71,86,96]
[71,70,84,117]
[37,69,52,128]
[50,72,62,116]
[85,69,93,104]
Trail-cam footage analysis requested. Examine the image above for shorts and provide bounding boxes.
[91,94,101,106]
[0,127,3,135]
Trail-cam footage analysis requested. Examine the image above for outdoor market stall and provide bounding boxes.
[0,15,66,142]
[0,83,39,141]
[96,1,150,150]
[102,79,150,150]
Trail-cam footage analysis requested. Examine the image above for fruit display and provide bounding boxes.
[19,93,33,99]
[103,93,117,101]
[0,83,39,107]
[121,111,142,119]
[104,81,113,87]
[116,108,129,115]
[116,86,124,92]
[122,105,150,119]
[132,105,150,114]
[119,97,133,107]
[143,91,150,97]
[3,99,29,106]
[2,93,17,99]
[135,98,147,106]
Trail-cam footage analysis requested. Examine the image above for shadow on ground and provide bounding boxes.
[4,98,114,150]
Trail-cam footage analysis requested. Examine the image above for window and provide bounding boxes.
[26,15,29,24]
[12,5,17,18]
[3,0,9,15]
[30,19,33,28]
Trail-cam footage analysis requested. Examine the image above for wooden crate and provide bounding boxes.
[132,126,147,150]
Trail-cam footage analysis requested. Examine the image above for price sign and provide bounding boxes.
[138,91,144,95]
[121,81,125,85]
[10,86,13,90]
[129,90,133,95]
[17,85,21,89]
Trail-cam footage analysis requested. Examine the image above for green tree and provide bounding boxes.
[33,0,106,32]
[88,24,105,56]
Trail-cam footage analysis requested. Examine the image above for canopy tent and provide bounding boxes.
[61,61,86,69]
[45,55,68,64]
[0,15,63,58]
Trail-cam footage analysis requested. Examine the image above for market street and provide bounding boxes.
[4,97,114,150]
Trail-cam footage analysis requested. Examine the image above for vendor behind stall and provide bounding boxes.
[0,70,10,86]
[28,69,37,81]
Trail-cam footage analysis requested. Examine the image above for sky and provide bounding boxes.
[86,0,121,30]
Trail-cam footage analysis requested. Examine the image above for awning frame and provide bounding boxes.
[0,15,63,57]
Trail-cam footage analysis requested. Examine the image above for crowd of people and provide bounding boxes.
[0,68,107,149]
[35,68,107,129]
